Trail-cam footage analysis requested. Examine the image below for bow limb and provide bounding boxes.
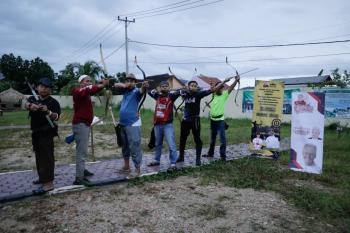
[134,56,147,112]
[168,66,186,122]
[100,43,113,116]
[225,57,240,106]
[234,70,240,105]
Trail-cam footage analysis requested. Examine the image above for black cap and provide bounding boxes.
[38,77,53,88]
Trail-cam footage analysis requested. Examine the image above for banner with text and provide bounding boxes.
[250,81,284,156]
[243,89,299,114]
[289,92,325,174]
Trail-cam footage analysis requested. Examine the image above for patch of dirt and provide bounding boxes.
[0,127,154,172]
[0,176,329,233]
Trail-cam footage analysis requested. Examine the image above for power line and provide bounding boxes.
[135,0,224,19]
[53,19,120,64]
[137,51,350,64]
[52,1,223,65]
[119,0,191,17]
[103,42,126,61]
[130,38,350,49]
[126,0,207,17]
[163,33,350,64]
[69,24,124,62]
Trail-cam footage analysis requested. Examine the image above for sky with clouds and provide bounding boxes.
[1,0,349,87]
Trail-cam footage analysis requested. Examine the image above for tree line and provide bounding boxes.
[0,53,126,94]
[0,53,349,95]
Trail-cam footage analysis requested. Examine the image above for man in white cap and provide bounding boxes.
[72,75,108,186]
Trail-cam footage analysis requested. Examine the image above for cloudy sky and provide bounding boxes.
[1,0,349,87]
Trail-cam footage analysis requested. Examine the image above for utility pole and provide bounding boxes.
[118,16,135,74]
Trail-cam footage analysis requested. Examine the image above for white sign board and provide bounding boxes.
[289,92,325,174]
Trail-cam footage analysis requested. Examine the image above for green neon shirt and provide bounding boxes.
[210,91,229,121]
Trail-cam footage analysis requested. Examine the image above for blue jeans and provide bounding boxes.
[208,120,226,158]
[120,125,142,168]
[154,123,178,164]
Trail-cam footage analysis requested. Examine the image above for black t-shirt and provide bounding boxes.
[181,90,212,121]
[28,96,61,136]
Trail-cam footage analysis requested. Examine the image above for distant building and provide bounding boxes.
[273,75,332,88]
[146,73,186,90]
[191,74,229,90]
[0,88,25,111]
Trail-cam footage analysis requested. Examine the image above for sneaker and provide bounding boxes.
[220,156,227,161]
[73,178,93,187]
[84,169,94,177]
[202,154,214,158]
[196,159,201,166]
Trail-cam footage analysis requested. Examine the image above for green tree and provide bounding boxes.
[0,53,54,94]
[309,68,350,89]
[58,60,104,95]
[56,63,80,94]
[331,68,349,88]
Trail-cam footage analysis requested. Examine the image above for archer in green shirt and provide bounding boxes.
[204,75,240,160]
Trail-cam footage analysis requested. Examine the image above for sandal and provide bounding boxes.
[118,167,131,173]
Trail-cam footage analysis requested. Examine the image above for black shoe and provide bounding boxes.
[202,154,214,158]
[32,186,53,195]
[177,157,184,163]
[32,179,41,185]
[73,178,93,187]
[147,161,160,167]
[220,156,226,161]
[84,169,94,177]
[195,158,201,166]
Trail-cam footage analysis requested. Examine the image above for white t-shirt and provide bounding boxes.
[252,137,263,150]
[265,135,280,149]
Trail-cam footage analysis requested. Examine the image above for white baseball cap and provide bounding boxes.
[78,75,90,83]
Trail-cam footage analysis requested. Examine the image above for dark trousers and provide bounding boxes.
[207,120,226,158]
[179,118,202,159]
[32,134,55,183]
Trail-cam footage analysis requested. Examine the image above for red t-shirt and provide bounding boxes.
[72,85,103,126]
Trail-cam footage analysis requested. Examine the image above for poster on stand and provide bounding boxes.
[250,81,284,157]
[289,92,325,174]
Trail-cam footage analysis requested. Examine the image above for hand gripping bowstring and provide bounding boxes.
[134,56,147,113]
